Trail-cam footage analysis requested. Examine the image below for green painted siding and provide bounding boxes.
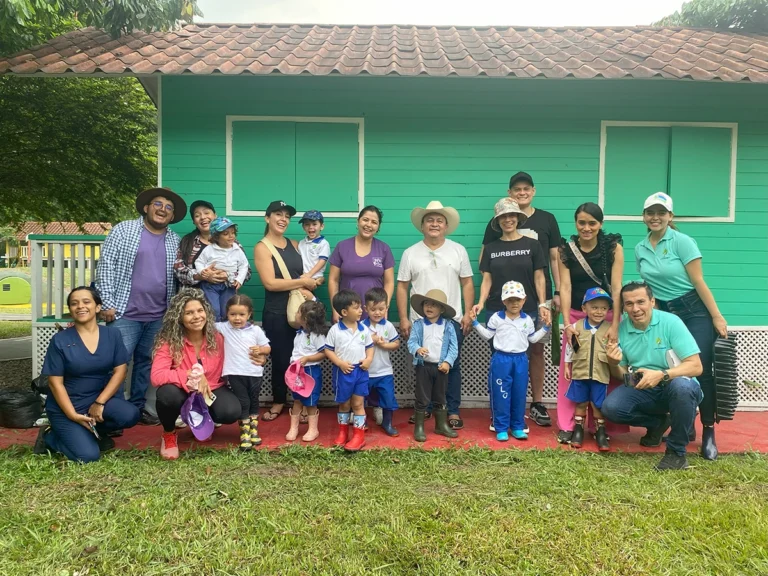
[161,76,768,326]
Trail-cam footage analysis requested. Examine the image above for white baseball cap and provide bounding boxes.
[643,192,673,212]
[501,281,526,300]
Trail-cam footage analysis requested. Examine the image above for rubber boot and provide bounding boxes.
[595,424,610,452]
[381,409,399,437]
[434,407,458,439]
[345,415,366,452]
[249,416,262,447]
[413,410,427,442]
[239,420,253,451]
[571,421,585,448]
[701,425,718,461]
[302,411,320,442]
[285,409,301,441]
[334,412,351,446]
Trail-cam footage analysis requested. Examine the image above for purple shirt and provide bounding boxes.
[329,237,394,318]
[123,227,168,321]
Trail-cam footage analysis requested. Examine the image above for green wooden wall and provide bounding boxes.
[161,76,768,326]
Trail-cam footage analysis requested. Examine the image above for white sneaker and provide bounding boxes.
[373,407,383,426]
[175,416,187,429]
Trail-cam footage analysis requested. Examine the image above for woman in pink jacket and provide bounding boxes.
[151,289,240,459]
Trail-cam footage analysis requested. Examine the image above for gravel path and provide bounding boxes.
[0,359,32,390]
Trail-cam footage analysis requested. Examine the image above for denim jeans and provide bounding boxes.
[426,319,464,415]
[601,377,704,455]
[111,317,163,412]
[657,290,716,426]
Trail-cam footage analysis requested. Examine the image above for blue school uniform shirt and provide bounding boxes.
[42,325,130,411]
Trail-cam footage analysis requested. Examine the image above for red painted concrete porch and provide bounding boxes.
[1,409,765,454]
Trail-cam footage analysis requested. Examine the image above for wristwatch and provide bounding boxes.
[661,370,670,383]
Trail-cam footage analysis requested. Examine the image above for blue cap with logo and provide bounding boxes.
[582,287,612,305]
[299,210,324,223]
[209,216,236,234]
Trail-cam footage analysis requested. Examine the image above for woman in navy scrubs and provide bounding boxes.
[35,286,140,463]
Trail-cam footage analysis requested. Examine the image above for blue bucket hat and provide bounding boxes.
[582,287,612,305]
[299,210,324,223]
[210,216,236,235]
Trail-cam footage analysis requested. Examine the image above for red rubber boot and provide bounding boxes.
[344,426,366,452]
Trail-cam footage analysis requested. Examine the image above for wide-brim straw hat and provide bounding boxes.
[410,289,457,320]
[492,197,528,230]
[135,187,187,224]
[410,201,460,235]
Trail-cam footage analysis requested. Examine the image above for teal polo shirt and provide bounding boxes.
[619,309,700,371]
[635,227,701,301]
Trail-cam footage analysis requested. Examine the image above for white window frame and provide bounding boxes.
[225,115,365,218]
[598,120,738,223]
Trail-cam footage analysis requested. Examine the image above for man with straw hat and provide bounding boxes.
[396,200,474,430]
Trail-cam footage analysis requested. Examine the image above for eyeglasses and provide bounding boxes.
[152,201,175,212]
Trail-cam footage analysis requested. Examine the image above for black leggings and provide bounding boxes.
[155,384,240,432]
[262,309,294,405]
[228,375,262,420]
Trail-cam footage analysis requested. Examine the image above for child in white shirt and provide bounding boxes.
[195,217,250,321]
[472,281,550,442]
[215,294,270,451]
[297,210,331,284]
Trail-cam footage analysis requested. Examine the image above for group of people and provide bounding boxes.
[34,172,729,471]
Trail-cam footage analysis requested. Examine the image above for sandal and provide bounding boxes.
[262,406,284,422]
[448,417,464,430]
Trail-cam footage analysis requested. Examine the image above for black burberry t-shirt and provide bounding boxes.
[482,208,561,299]
[480,237,546,314]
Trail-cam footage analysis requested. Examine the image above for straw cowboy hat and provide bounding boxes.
[410,201,460,235]
[410,289,457,320]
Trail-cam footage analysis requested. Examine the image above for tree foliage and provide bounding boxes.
[0,75,157,225]
[655,0,768,33]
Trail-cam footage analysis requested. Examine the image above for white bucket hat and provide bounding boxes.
[643,192,673,212]
[501,281,526,301]
[410,201,460,235]
[492,197,528,229]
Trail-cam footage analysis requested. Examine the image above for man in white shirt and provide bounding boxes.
[396,201,475,429]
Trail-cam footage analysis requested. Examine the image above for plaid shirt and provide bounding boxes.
[174,234,252,287]
[96,217,180,319]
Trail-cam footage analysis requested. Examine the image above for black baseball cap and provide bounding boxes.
[189,200,216,218]
[265,200,297,217]
[508,171,534,188]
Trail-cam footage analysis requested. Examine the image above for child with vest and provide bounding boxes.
[472,281,550,441]
[407,289,459,442]
[563,287,613,451]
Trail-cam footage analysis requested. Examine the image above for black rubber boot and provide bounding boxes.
[571,422,584,448]
[595,425,610,452]
[701,425,718,461]
[433,407,458,439]
[413,410,427,442]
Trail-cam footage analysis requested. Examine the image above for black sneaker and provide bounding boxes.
[107,429,123,438]
[33,426,50,455]
[529,403,551,427]
[139,410,161,426]
[97,435,116,452]
[408,411,431,424]
[655,450,689,471]
[640,414,671,447]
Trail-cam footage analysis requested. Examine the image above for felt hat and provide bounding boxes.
[285,359,317,398]
[410,289,456,320]
[135,187,187,224]
[410,201,460,235]
[180,392,215,442]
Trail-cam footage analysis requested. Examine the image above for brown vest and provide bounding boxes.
[569,320,611,384]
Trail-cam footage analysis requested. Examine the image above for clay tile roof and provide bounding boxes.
[15,222,112,241]
[1,23,768,82]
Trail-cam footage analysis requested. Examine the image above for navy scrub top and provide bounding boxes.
[42,325,129,412]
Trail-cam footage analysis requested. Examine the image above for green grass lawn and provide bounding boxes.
[0,321,31,339]
[1,447,767,575]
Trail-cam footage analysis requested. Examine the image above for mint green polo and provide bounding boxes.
[619,309,700,371]
[635,227,702,301]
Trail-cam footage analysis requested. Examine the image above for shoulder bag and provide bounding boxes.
[260,238,305,329]
[568,240,609,292]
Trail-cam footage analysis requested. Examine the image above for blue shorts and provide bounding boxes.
[368,375,398,410]
[565,378,608,408]
[332,365,369,404]
[297,364,322,407]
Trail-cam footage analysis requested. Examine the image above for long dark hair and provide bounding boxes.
[569,203,622,290]
[180,203,217,264]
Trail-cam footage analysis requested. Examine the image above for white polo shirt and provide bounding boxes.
[290,329,326,365]
[473,311,548,353]
[215,322,270,377]
[363,318,399,377]
[325,321,374,364]
[422,318,448,363]
[397,238,473,323]
[298,236,331,279]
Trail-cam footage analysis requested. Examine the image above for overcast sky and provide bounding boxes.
[196,0,686,28]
